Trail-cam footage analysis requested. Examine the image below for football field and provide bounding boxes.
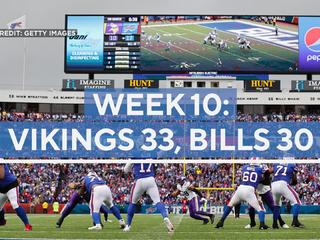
[140,20,298,72]
[0,214,318,239]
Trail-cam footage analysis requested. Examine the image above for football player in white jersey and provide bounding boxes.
[209,31,217,45]
[203,35,210,44]
[172,173,214,224]
[155,33,161,43]
[238,35,251,49]
[217,39,228,51]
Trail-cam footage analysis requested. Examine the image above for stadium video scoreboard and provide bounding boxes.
[104,16,141,71]
[65,15,320,74]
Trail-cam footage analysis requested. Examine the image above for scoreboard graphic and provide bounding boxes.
[103,16,141,71]
[65,15,320,74]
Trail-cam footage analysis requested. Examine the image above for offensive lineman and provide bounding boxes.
[245,164,289,229]
[56,190,111,228]
[172,173,214,224]
[0,164,32,231]
[123,163,174,233]
[271,163,304,228]
[215,164,269,230]
[73,171,125,230]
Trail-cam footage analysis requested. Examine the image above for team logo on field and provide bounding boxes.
[304,27,320,52]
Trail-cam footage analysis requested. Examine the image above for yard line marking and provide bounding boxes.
[142,19,298,35]
[141,46,179,64]
[142,19,298,44]
[142,20,233,28]
[152,29,218,65]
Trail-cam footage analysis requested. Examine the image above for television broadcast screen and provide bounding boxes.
[3,2,320,238]
[65,15,319,74]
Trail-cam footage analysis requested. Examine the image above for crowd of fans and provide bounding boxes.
[237,113,320,122]
[2,111,320,122]
[3,110,320,122]
[9,163,320,206]
[0,111,83,122]
[0,110,320,206]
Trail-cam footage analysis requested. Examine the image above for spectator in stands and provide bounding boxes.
[42,201,48,214]
[53,201,59,214]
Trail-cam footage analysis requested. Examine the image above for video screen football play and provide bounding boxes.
[65,15,320,73]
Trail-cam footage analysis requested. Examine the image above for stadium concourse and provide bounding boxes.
[0,111,319,206]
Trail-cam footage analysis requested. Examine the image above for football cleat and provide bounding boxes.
[88,224,102,230]
[272,223,279,229]
[215,221,224,228]
[210,214,215,224]
[55,222,61,229]
[291,221,305,228]
[93,222,104,228]
[281,223,290,229]
[164,217,174,232]
[259,223,269,230]
[123,225,131,232]
[119,219,125,229]
[245,222,256,229]
[24,224,32,231]
[244,224,252,229]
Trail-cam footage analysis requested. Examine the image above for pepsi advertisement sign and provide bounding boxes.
[299,17,320,72]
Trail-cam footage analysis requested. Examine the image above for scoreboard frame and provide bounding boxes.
[64,14,317,75]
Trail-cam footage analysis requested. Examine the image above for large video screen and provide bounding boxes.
[65,15,320,74]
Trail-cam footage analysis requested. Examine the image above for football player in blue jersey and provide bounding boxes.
[271,163,304,228]
[245,164,289,229]
[216,164,269,230]
[0,164,32,231]
[123,163,174,233]
[56,190,111,228]
[70,171,125,230]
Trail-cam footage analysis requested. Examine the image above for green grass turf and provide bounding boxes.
[0,214,318,239]
[140,21,298,72]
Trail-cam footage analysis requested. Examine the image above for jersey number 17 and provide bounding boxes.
[139,163,152,173]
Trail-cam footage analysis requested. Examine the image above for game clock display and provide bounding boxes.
[103,16,140,71]
[65,15,320,74]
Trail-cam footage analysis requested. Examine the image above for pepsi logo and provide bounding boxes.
[304,27,320,52]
